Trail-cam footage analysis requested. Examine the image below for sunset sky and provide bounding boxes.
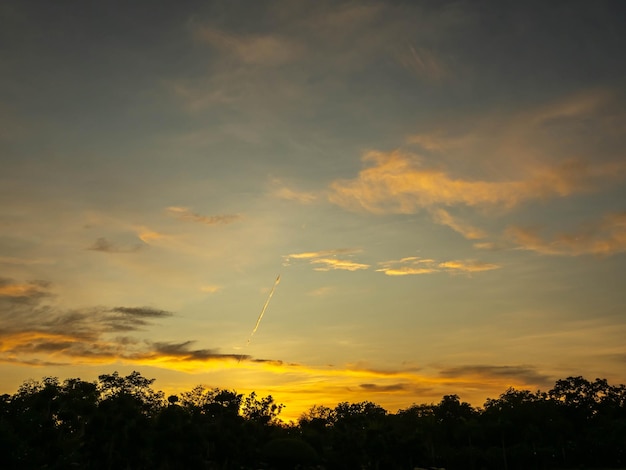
[1,0,625,421]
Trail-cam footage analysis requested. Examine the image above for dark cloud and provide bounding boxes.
[2,357,68,367]
[0,277,282,368]
[360,383,407,392]
[147,341,244,361]
[439,365,552,386]
[87,237,143,253]
[111,306,172,317]
[0,277,53,304]
[251,358,285,366]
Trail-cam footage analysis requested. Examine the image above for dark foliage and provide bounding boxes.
[0,372,624,469]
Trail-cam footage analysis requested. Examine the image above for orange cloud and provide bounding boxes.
[377,256,499,276]
[0,283,45,298]
[284,248,360,261]
[431,208,487,239]
[311,258,370,272]
[438,260,500,273]
[329,151,624,214]
[283,249,368,272]
[506,212,626,256]
[137,228,167,244]
[272,186,317,203]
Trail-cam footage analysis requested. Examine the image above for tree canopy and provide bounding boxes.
[0,372,624,469]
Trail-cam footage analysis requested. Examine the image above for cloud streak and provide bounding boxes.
[431,208,487,240]
[506,212,626,256]
[400,45,447,82]
[377,257,499,276]
[88,237,143,253]
[272,186,317,204]
[166,206,240,225]
[283,249,369,272]
[439,364,553,388]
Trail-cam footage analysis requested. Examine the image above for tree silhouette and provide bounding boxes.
[1,372,624,469]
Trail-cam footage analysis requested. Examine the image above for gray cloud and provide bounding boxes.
[111,306,172,318]
[147,341,245,362]
[0,277,53,304]
[439,365,553,386]
[0,277,275,367]
[166,206,240,225]
[87,237,143,253]
[360,383,407,392]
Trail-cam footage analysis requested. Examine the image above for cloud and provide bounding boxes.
[272,186,317,204]
[307,286,334,297]
[359,383,408,392]
[377,256,499,276]
[438,260,500,273]
[142,341,245,362]
[195,26,300,66]
[311,258,370,272]
[200,285,222,294]
[137,228,167,244]
[329,150,625,215]
[506,212,626,256]
[166,206,240,225]
[87,237,143,253]
[431,208,487,240]
[110,306,171,318]
[0,278,52,303]
[283,249,369,272]
[0,280,182,366]
[284,248,360,261]
[0,256,55,266]
[400,45,447,82]
[439,365,553,388]
[0,278,288,371]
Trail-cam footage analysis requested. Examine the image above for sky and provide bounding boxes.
[1,0,625,421]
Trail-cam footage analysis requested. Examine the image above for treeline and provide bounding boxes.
[0,373,625,469]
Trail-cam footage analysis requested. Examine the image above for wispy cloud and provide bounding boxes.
[87,237,143,253]
[194,26,301,66]
[0,278,51,303]
[284,248,360,261]
[283,249,368,272]
[359,383,408,392]
[439,364,553,388]
[431,208,487,240]
[139,341,245,362]
[329,150,624,214]
[0,257,55,266]
[400,45,447,82]
[506,212,626,256]
[166,206,240,225]
[329,90,626,247]
[200,285,222,294]
[0,279,174,365]
[377,257,499,276]
[311,258,370,272]
[272,186,317,204]
[307,286,334,297]
[0,278,275,370]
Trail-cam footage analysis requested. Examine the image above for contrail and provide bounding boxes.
[247,274,281,346]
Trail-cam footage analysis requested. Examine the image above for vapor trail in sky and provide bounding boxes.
[247,274,281,345]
